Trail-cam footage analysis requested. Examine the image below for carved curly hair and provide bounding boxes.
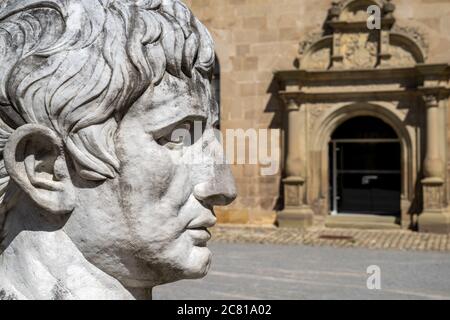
[0,0,215,208]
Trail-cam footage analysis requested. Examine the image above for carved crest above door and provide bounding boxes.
[298,0,429,70]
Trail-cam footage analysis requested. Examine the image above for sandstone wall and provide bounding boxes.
[184,0,450,225]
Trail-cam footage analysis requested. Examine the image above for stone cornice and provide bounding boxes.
[278,89,422,105]
[327,17,396,31]
[274,64,450,85]
[275,64,450,107]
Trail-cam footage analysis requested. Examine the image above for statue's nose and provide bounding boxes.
[193,166,237,206]
[193,182,237,206]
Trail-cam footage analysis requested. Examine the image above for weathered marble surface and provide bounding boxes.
[0,0,236,300]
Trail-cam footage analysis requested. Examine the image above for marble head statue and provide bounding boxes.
[0,0,236,300]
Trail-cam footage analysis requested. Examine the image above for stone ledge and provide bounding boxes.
[325,215,402,230]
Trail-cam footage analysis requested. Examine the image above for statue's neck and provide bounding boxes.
[125,287,153,300]
[0,227,135,300]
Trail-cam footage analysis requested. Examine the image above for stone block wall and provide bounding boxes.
[183,0,450,225]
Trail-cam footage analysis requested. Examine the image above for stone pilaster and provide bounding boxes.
[277,99,314,229]
[328,2,344,70]
[419,94,450,234]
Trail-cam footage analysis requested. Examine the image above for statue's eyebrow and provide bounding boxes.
[147,114,207,139]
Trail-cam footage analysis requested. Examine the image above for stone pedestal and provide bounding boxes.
[419,212,450,234]
[419,179,450,234]
[277,176,314,229]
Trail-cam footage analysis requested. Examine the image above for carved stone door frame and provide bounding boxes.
[309,101,416,229]
[276,66,449,232]
[274,0,450,233]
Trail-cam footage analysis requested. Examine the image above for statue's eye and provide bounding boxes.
[156,122,193,149]
[155,118,206,150]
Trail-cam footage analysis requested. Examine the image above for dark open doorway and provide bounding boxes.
[329,116,401,217]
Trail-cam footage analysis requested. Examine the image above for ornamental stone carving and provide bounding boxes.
[392,24,429,60]
[298,0,427,70]
[423,185,444,211]
[341,33,378,69]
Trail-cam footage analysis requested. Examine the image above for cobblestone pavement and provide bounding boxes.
[210,225,450,252]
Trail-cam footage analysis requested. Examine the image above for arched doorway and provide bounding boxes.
[329,116,401,217]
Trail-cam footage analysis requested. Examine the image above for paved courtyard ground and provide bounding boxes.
[154,242,450,300]
[209,225,450,252]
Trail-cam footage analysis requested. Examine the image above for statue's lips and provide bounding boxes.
[186,228,211,246]
[185,213,216,246]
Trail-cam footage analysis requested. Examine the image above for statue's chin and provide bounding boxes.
[181,246,213,279]
[126,246,213,287]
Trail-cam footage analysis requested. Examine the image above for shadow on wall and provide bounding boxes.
[264,77,284,214]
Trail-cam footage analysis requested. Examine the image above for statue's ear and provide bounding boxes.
[3,124,75,214]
